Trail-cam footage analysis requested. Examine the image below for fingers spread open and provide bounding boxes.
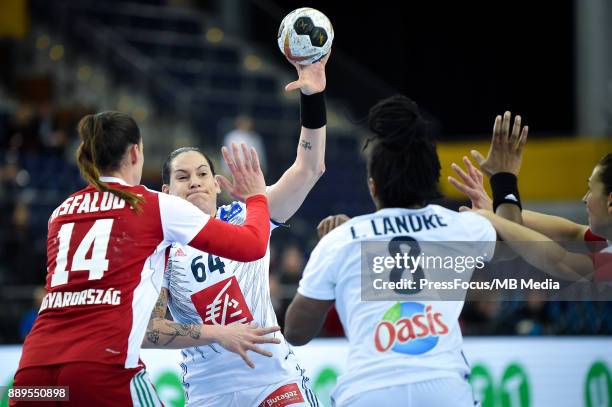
[451,163,476,188]
[216,174,233,193]
[239,349,255,369]
[463,156,483,184]
[249,344,273,358]
[253,335,282,344]
[470,150,486,166]
[231,143,245,173]
[240,143,252,171]
[257,325,280,335]
[492,115,502,145]
[250,147,261,173]
[518,126,529,153]
[502,111,511,142]
[463,156,480,184]
[510,115,521,146]
[333,216,342,229]
[222,146,237,174]
[448,176,473,196]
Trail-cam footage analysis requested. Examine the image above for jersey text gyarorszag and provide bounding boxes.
[39,288,121,312]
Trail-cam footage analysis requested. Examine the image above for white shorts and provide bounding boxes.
[188,376,321,407]
[338,377,477,407]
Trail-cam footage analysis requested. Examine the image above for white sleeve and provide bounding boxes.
[158,193,210,245]
[162,247,171,289]
[462,212,497,262]
[297,237,337,300]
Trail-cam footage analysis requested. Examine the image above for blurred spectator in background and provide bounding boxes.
[275,243,306,327]
[278,243,305,288]
[223,115,267,174]
[4,194,46,285]
[460,293,515,336]
[269,273,284,326]
[36,101,66,156]
[19,286,46,341]
[8,102,38,153]
[512,292,553,335]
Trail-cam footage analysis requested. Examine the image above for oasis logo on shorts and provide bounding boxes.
[258,383,304,407]
[374,302,448,354]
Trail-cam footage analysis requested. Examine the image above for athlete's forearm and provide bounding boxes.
[482,212,592,280]
[266,126,326,222]
[189,195,270,261]
[142,319,220,349]
[523,210,588,241]
[295,125,326,176]
[495,202,522,224]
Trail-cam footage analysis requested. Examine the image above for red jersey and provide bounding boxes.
[19,176,270,370]
[584,228,611,282]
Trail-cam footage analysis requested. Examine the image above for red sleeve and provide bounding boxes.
[584,228,608,254]
[590,251,612,283]
[187,194,270,262]
[584,228,606,242]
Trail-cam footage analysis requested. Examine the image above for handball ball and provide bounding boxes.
[277,8,334,65]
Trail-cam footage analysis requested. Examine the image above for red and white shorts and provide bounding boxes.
[10,362,163,406]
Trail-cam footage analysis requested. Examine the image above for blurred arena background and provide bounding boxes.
[0,0,611,406]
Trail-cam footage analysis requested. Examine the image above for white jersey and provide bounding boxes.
[297,205,496,406]
[163,201,302,401]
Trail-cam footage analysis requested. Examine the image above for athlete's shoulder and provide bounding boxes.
[217,201,245,223]
[427,204,465,220]
[318,213,373,248]
[169,241,202,258]
[451,208,496,241]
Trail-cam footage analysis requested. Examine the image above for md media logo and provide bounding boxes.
[374,302,449,354]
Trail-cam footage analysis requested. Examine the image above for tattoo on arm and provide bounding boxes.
[300,140,312,150]
[146,322,201,346]
[152,288,169,319]
[145,288,201,346]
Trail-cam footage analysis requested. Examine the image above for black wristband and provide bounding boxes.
[490,172,522,211]
[300,91,326,129]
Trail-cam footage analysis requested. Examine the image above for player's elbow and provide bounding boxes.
[315,162,326,179]
[283,324,312,346]
[284,305,317,346]
[298,161,325,184]
[236,239,268,262]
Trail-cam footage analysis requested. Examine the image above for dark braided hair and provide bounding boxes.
[364,95,441,208]
[162,147,216,185]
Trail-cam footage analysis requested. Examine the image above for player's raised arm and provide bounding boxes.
[454,111,528,223]
[449,110,586,244]
[474,210,594,281]
[264,54,329,223]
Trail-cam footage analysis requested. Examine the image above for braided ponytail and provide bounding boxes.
[76,112,145,212]
[364,95,442,208]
